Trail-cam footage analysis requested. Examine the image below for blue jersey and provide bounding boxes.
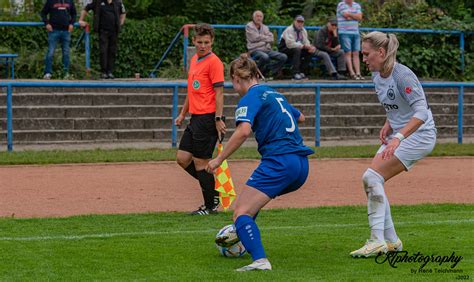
[234,84,314,157]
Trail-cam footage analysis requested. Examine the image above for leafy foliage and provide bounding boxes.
[0,0,472,80]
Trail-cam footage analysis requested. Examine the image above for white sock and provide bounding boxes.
[384,198,399,242]
[371,229,384,241]
[363,168,386,241]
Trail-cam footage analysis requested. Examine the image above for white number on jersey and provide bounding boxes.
[275,97,295,132]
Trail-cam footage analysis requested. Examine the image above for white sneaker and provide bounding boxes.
[43,73,52,79]
[386,238,403,252]
[236,259,272,272]
[350,239,388,258]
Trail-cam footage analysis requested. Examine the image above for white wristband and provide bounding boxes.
[394,132,405,142]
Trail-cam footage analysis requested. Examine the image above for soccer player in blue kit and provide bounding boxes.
[206,54,314,271]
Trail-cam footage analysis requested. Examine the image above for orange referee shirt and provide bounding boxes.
[187,52,224,114]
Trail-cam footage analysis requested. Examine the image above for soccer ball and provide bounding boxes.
[215,224,247,257]
[216,240,246,257]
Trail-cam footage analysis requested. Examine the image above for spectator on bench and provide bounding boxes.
[278,15,316,80]
[40,0,77,80]
[246,10,287,79]
[314,17,347,80]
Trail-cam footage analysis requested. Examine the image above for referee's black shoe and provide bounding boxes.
[189,205,218,215]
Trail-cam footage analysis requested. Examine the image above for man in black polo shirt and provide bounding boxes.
[79,0,126,79]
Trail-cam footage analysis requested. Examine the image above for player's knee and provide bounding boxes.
[176,157,190,169]
[233,209,253,222]
[362,168,384,192]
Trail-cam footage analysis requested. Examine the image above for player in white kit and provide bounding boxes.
[350,31,437,257]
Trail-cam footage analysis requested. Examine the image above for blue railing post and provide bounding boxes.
[6,84,13,152]
[85,25,91,76]
[11,57,15,79]
[315,86,321,147]
[457,86,464,144]
[183,25,190,72]
[171,85,179,148]
[460,32,465,73]
[277,28,283,42]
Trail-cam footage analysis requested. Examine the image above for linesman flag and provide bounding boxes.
[214,142,236,210]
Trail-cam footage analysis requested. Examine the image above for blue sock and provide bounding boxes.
[235,215,266,261]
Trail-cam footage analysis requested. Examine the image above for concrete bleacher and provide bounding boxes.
[1,79,473,147]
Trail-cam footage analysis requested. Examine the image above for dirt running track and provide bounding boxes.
[0,157,472,218]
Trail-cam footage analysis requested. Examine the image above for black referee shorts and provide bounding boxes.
[179,113,218,159]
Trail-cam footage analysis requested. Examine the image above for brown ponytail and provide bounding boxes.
[230,53,259,81]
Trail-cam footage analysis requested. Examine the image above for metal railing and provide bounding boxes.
[1,81,472,151]
[0,22,91,75]
[149,24,471,77]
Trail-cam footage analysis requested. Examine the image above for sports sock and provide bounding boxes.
[184,161,198,179]
[196,170,219,209]
[363,168,387,241]
[384,198,398,242]
[235,215,266,261]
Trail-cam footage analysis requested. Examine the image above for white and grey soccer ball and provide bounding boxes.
[215,224,246,257]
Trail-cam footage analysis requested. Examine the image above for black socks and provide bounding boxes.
[184,161,198,180]
[196,170,219,209]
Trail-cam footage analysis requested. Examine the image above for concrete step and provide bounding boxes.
[298,126,474,138]
[0,105,174,118]
[3,93,177,106]
[0,117,170,130]
[2,114,471,131]
[4,91,472,106]
[3,125,472,144]
[2,103,471,119]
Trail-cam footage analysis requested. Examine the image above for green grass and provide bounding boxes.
[0,204,472,280]
[0,143,472,165]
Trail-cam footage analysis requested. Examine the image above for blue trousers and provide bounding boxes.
[44,30,71,75]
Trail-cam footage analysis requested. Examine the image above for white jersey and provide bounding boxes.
[372,63,436,132]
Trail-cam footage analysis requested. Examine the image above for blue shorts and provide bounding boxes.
[246,154,310,198]
[339,33,361,52]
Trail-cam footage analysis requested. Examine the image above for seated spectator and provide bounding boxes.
[246,10,287,79]
[278,15,316,80]
[314,17,347,80]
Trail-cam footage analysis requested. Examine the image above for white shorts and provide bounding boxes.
[376,129,437,170]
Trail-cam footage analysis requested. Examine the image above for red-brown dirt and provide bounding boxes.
[0,157,472,218]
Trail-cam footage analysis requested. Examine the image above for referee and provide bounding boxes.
[175,23,226,215]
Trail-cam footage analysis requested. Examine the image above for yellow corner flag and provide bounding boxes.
[214,143,236,210]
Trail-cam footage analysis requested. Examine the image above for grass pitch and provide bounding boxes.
[0,143,472,165]
[0,204,472,280]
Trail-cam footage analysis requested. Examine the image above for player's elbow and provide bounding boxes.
[240,128,252,139]
[413,110,428,123]
[411,100,430,123]
[298,113,305,123]
[236,123,252,139]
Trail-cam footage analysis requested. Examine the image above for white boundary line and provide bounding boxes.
[0,218,472,242]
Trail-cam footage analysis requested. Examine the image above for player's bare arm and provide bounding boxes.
[382,117,424,160]
[214,86,226,135]
[175,95,189,126]
[297,112,305,123]
[379,119,392,144]
[206,122,252,172]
